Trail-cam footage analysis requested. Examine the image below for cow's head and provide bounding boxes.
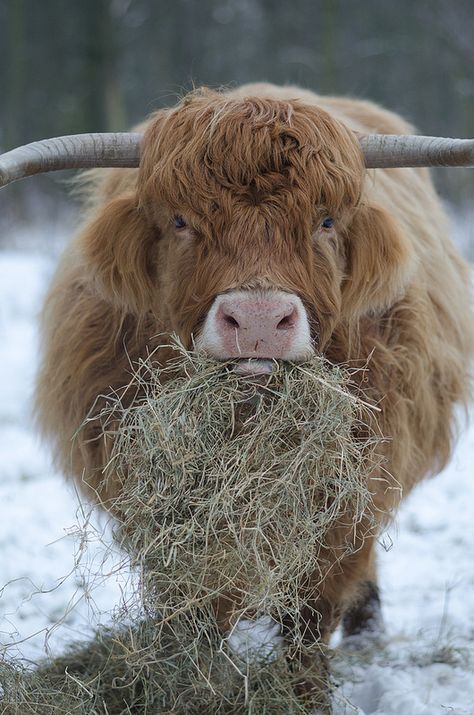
[82,90,415,366]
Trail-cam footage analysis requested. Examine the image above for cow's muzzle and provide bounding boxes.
[195,289,314,369]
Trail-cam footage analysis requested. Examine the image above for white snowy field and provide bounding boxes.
[0,246,473,715]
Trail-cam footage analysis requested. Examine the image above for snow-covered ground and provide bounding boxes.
[0,246,473,714]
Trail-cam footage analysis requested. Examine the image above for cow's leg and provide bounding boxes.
[342,579,383,638]
[281,601,335,714]
[341,554,384,639]
[292,648,332,715]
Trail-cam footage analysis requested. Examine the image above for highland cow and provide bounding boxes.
[4,84,471,652]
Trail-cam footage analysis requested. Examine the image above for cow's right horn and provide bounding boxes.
[0,133,142,188]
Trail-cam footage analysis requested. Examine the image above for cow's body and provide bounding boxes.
[35,84,473,643]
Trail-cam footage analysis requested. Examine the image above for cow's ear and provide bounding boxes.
[341,203,417,320]
[81,194,157,314]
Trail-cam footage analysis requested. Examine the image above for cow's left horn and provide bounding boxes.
[0,133,142,188]
[360,134,474,169]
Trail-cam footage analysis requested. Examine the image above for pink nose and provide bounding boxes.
[199,290,313,360]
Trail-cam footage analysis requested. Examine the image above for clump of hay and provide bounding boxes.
[1,620,329,714]
[1,346,389,714]
[102,347,384,628]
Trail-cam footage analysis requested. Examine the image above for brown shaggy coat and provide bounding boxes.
[35,83,473,640]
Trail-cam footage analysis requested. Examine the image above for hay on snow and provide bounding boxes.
[1,343,389,714]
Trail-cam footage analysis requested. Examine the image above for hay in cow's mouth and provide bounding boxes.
[1,343,392,714]
[100,343,386,622]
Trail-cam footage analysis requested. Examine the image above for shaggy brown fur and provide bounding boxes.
[35,83,473,644]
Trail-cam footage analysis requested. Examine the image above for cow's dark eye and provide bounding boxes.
[322,217,334,229]
[174,215,187,229]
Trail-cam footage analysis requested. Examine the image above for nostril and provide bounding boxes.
[223,313,240,329]
[277,307,297,330]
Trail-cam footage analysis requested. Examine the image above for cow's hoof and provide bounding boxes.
[342,581,384,646]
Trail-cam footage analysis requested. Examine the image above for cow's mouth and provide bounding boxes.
[233,358,276,377]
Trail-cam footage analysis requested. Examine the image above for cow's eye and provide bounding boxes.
[174,215,187,230]
[321,217,334,229]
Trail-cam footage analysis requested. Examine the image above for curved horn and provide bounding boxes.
[1,131,474,189]
[0,133,142,188]
[360,134,474,169]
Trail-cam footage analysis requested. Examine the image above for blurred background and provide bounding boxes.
[0,0,473,249]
